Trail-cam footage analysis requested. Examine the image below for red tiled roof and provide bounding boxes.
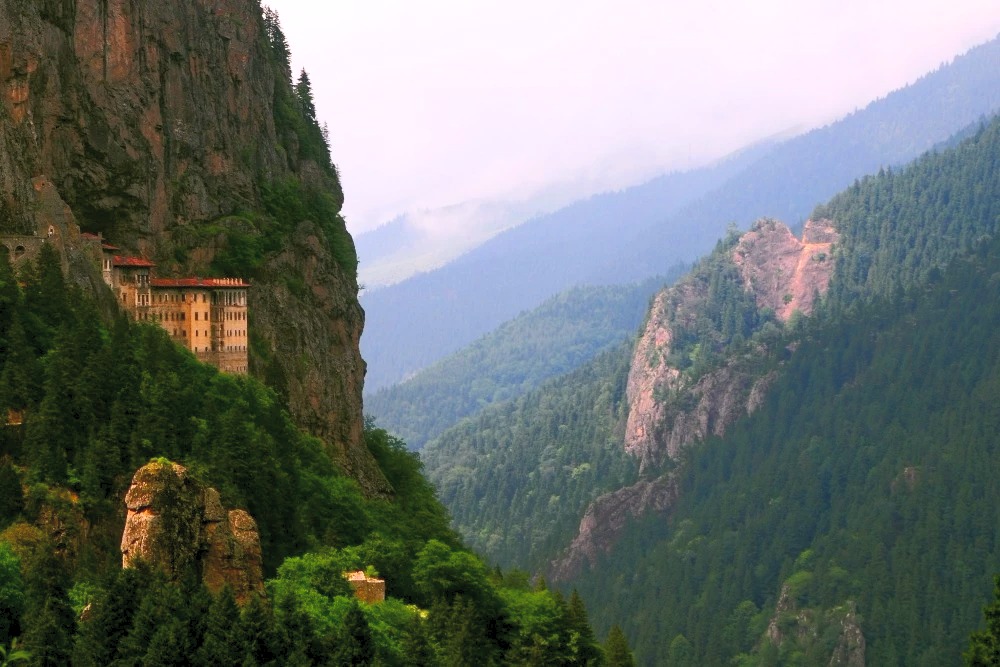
[150,277,250,288]
[112,255,155,267]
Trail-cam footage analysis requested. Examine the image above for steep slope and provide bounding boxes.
[577,237,1000,665]
[366,275,673,451]
[363,34,1000,391]
[0,0,383,490]
[423,113,1000,591]
[422,342,640,570]
[624,218,837,472]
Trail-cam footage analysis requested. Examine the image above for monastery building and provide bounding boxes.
[96,236,249,374]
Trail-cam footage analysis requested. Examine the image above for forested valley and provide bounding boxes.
[421,114,1000,664]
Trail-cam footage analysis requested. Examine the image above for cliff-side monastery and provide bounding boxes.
[94,235,250,374]
[1,228,249,375]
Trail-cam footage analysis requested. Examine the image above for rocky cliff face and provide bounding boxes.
[0,0,384,492]
[555,219,838,577]
[551,475,677,580]
[732,218,838,321]
[121,460,264,603]
[624,218,838,470]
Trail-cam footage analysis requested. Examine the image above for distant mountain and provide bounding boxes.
[593,34,1000,283]
[365,275,676,450]
[362,35,1000,392]
[361,141,775,391]
[355,199,540,288]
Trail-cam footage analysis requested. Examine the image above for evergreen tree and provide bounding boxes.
[400,615,435,667]
[194,587,243,667]
[72,567,146,667]
[0,317,42,413]
[333,600,375,666]
[0,251,20,354]
[0,458,23,527]
[262,6,290,72]
[295,70,317,123]
[239,594,279,666]
[567,589,602,665]
[0,543,22,647]
[19,549,73,666]
[967,575,1000,665]
[605,625,635,667]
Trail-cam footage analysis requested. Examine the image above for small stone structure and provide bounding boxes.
[0,233,45,266]
[345,570,386,604]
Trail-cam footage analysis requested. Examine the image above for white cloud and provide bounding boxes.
[264,0,1000,233]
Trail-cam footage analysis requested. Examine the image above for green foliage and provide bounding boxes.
[205,176,357,280]
[367,279,665,450]
[0,248,454,577]
[0,544,22,646]
[576,237,1000,664]
[966,575,1000,666]
[422,342,640,571]
[818,117,1000,311]
[660,229,773,379]
[605,625,635,667]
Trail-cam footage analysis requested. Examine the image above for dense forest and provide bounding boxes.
[367,277,673,450]
[420,112,1000,664]
[572,115,1000,664]
[0,242,623,665]
[581,233,1000,665]
[423,342,640,570]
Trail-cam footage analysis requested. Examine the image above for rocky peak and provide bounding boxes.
[732,218,838,321]
[121,460,264,603]
[558,219,839,575]
[624,218,838,469]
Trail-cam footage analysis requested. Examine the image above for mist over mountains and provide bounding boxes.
[360,35,1000,393]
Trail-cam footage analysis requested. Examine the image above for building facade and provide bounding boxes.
[101,244,249,374]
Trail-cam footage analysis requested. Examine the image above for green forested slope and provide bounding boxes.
[821,119,1000,308]
[577,238,1000,665]
[423,343,640,571]
[367,276,673,451]
[0,245,616,665]
[424,114,1000,574]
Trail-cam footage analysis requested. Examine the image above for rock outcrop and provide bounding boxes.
[551,475,677,581]
[732,218,838,321]
[121,460,264,603]
[624,218,838,470]
[0,0,386,493]
[762,585,865,666]
[557,219,838,574]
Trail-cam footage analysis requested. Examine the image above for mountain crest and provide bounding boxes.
[624,218,838,469]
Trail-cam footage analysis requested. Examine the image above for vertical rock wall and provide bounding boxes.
[0,0,384,492]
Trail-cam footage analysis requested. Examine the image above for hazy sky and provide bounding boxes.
[265,1,1000,234]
